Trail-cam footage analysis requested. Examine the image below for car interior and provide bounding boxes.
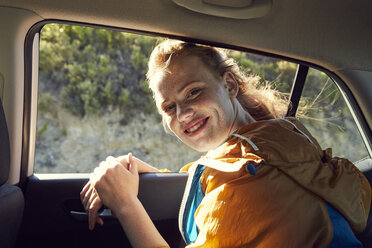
[0,0,371,247]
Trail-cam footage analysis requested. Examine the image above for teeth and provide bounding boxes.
[186,120,205,133]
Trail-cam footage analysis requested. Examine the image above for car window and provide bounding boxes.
[34,23,298,173]
[296,68,369,164]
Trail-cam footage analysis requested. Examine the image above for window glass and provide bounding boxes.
[297,68,369,163]
[35,23,296,173]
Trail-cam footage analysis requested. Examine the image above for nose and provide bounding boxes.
[176,103,194,122]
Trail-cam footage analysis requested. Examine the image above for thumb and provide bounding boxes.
[127,153,138,175]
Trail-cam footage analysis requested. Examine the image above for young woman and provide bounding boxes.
[81,40,371,248]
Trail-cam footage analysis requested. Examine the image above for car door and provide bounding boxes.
[15,21,372,248]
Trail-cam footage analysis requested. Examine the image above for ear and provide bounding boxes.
[222,72,239,99]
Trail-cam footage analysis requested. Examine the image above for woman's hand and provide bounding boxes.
[89,153,139,214]
[80,154,160,230]
[82,154,169,247]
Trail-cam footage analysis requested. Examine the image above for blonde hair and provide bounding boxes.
[147,39,287,121]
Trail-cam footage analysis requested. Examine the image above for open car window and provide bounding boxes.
[34,23,370,174]
[297,68,370,164]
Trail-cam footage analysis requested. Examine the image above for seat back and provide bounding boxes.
[0,99,24,248]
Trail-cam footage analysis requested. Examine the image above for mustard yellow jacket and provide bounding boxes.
[179,118,371,248]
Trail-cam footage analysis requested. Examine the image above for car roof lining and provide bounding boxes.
[0,0,371,73]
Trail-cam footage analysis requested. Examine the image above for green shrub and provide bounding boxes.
[38,93,53,113]
[39,24,161,118]
[37,122,49,138]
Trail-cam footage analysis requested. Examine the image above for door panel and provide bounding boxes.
[17,173,187,248]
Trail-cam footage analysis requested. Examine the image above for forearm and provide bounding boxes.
[116,197,169,248]
[138,161,161,173]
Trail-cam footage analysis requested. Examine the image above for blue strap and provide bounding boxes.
[246,161,262,175]
[326,203,363,247]
[182,165,205,244]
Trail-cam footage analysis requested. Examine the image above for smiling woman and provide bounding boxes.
[81,39,370,248]
[1,2,371,248]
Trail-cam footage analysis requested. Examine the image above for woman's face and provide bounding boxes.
[150,54,243,152]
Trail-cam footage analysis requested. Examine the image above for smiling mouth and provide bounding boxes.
[184,117,209,135]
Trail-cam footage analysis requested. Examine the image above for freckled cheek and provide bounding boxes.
[199,95,224,118]
[165,115,179,134]
[193,93,216,108]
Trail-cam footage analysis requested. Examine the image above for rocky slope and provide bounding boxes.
[35,106,202,173]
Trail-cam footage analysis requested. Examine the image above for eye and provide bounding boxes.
[187,88,202,99]
[164,104,176,113]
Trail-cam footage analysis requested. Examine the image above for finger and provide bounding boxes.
[80,181,91,202]
[128,153,138,175]
[117,155,127,162]
[127,153,131,171]
[88,197,101,230]
[88,209,97,230]
[87,189,97,211]
[106,155,116,162]
[118,155,130,170]
[106,156,126,171]
[97,216,104,226]
[127,153,132,164]
[83,186,94,211]
[82,187,92,211]
[89,173,97,186]
[81,181,91,195]
[93,162,106,177]
[106,156,118,166]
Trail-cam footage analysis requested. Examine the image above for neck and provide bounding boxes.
[214,101,255,150]
[230,98,256,134]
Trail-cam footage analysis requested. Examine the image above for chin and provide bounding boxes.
[193,146,209,153]
[178,133,219,152]
[188,141,216,153]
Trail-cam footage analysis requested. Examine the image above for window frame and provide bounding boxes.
[21,20,372,186]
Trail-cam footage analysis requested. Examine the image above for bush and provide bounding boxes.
[38,93,53,113]
[39,24,159,117]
